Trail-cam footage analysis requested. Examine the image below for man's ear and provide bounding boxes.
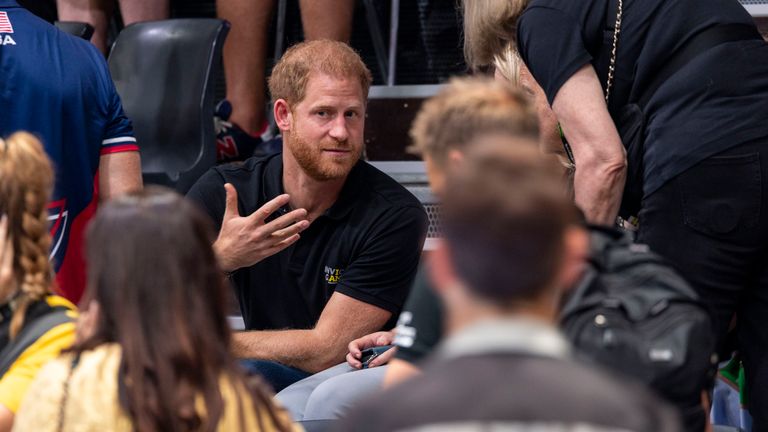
[446,149,464,171]
[427,241,461,297]
[274,99,292,132]
[558,226,590,293]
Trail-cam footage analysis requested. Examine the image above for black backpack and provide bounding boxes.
[559,226,716,420]
[0,306,73,378]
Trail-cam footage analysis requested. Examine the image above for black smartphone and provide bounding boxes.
[360,345,394,369]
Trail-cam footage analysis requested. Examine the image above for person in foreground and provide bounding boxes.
[0,133,77,432]
[338,140,682,432]
[13,188,298,432]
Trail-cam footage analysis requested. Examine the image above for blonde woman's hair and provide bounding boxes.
[493,44,523,85]
[462,0,529,69]
[0,132,55,338]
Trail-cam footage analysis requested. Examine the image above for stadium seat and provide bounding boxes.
[54,21,94,40]
[108,19,229,193]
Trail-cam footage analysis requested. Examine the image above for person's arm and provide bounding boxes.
[98,151,143,200]
[97,51,143,200]
[232,292,392,373]
[552,64,626,225]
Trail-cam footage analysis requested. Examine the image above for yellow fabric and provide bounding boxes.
[0,296,77,413]
[44,296,78,317]
[13,344,302,432]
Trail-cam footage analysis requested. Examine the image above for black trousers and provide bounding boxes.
[637,138,768,431]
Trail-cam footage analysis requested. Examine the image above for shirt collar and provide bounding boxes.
[261,154,364,221]
[438,317,571,360]
[324,160,364,220]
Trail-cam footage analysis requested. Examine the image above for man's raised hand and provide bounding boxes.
[214,183,310,272]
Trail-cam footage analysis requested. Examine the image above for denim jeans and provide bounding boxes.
[240,359,312,393]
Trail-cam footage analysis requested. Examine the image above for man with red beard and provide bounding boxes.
[188,40,428,392]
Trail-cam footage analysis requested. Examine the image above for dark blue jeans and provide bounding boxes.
[240,359,311,393]
[637,138,768,431]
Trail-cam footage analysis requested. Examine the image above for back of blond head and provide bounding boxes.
[268,39,372,106]
[0,132,54,338]
[409,76,538,164]
[462,0,529,69]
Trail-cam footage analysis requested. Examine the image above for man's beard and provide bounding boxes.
[287,131,361,181]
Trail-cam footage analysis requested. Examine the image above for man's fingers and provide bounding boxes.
[269,219,310,241]
[348,340,362,358]
[346,352,362,369]
[376,334,393,346]
[264,208,308,233]
[368,346,397,368]
[250,194,291,223]
[263,234,301,256]
[222,183,241,221]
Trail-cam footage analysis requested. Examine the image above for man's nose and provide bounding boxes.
[328,116,349,141]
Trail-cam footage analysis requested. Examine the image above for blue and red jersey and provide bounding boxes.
[0,0,139,303]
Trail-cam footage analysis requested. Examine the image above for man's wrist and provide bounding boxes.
[213,241,236,273]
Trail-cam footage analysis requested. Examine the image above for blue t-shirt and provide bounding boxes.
[0,0,138,302]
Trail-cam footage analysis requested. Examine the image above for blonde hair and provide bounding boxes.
[462,0,529,69]
[409,76,538,165]
[268,39,373,106]
[493,44,523,85]
[0,132,55,338]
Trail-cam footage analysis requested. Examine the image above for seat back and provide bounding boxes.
[108,19,229,193]
[54,21,95,40]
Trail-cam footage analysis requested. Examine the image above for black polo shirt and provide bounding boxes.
[187,153,428,331]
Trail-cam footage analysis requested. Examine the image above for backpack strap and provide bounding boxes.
[0,308,73,378]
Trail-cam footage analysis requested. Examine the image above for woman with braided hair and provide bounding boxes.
[14,187,299,432]
[0,132,77,432]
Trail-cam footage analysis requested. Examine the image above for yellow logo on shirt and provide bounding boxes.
[324,266,342,285]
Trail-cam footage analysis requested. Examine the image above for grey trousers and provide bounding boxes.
[276,362,387,420]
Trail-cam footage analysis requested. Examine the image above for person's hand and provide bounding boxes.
[346,330,397,369]
[214,183,310,272]
[0,215,13,299]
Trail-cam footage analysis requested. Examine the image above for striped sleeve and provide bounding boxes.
[101,136,138,154]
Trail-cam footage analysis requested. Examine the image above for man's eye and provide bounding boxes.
[316,111,328,118]
[345,111,358,118]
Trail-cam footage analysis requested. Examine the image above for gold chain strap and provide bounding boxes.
[605,0,623,102]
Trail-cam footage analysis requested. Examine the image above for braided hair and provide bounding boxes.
[0,132,55,338]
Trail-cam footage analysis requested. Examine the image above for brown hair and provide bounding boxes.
[442,137,579,305]
[72,188,291,432]
[462,0,529,69]
[268,39,373,106]
[0,132,55,338]
[409,76,538,165]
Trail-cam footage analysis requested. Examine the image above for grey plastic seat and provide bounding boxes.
[108,19,229,193]
[54,21,94,40]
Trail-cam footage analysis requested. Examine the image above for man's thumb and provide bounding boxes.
[223,183,240,219]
